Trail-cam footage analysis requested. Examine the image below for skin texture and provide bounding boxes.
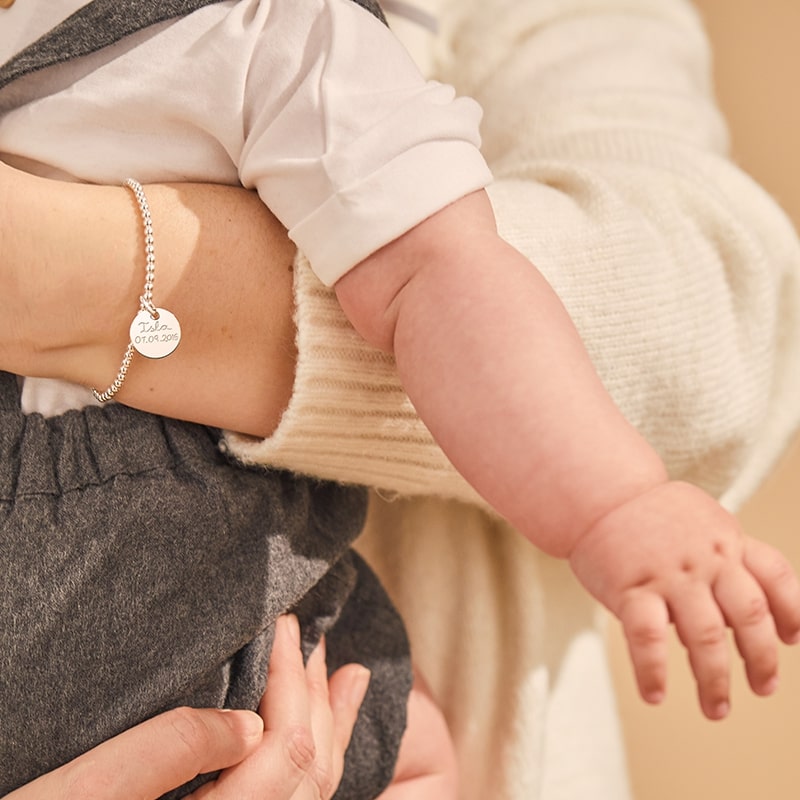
[2,163,461,798]
[6,616,370,800]
[1,165,297,436]
[335,189,800,719]
[5,162,800,719]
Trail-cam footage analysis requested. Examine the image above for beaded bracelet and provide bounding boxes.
[91,179,182,403]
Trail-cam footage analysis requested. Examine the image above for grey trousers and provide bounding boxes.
[0,372,410,799]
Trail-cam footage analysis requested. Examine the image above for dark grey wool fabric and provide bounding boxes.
[0,371,410,799]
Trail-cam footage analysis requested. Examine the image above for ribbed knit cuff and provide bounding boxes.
[223,251,485,507]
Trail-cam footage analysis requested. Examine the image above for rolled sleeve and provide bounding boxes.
[239,0,491,285]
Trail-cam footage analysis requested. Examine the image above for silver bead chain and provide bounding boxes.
[126,178,161,321]
[91,343,136,403]
[91,179,161,403]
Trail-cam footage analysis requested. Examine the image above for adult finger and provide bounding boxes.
[8,707,264,800]
[303,638,337,798]
[193,619,368,800]
[316,659,370,798]
[190,615,317,799]
[285,634,370,799]
[261,615,318,777]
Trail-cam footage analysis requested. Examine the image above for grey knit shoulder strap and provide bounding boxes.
[0,0,386,91]
[0,0,225,90]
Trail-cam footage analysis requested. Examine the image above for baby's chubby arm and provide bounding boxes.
[335,189,800,719]
[336,190,665,550]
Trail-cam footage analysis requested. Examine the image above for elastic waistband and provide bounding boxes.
[0,385,222,500]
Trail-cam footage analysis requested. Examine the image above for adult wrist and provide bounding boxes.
[1,176,205,386]
[0,174,148,383]
[3,174,298,436]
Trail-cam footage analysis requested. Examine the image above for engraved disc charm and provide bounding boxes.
[129,308,182,359]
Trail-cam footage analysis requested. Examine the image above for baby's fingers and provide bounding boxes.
[714,568,778,697]
[670,584,730,720]
[618,591,670,705]
[744,537,800,645]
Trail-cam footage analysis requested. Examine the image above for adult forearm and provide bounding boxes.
[2,168,297,436]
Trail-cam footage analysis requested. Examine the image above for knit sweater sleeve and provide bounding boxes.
[224,0,800,512]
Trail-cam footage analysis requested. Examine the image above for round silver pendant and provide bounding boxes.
[129,307,182,359]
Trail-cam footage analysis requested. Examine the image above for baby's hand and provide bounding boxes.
[568,481,800,719]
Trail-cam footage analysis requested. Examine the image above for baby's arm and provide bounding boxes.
[336,189,667,555]
[335,188,800,719]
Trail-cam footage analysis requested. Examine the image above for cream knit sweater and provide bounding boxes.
[224,1,800,798]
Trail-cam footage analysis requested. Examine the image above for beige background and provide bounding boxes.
[607,2,800,798]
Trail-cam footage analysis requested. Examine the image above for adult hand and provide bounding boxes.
[7,616,370,800]
[193,615,371,799]
[4,707,263,800]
